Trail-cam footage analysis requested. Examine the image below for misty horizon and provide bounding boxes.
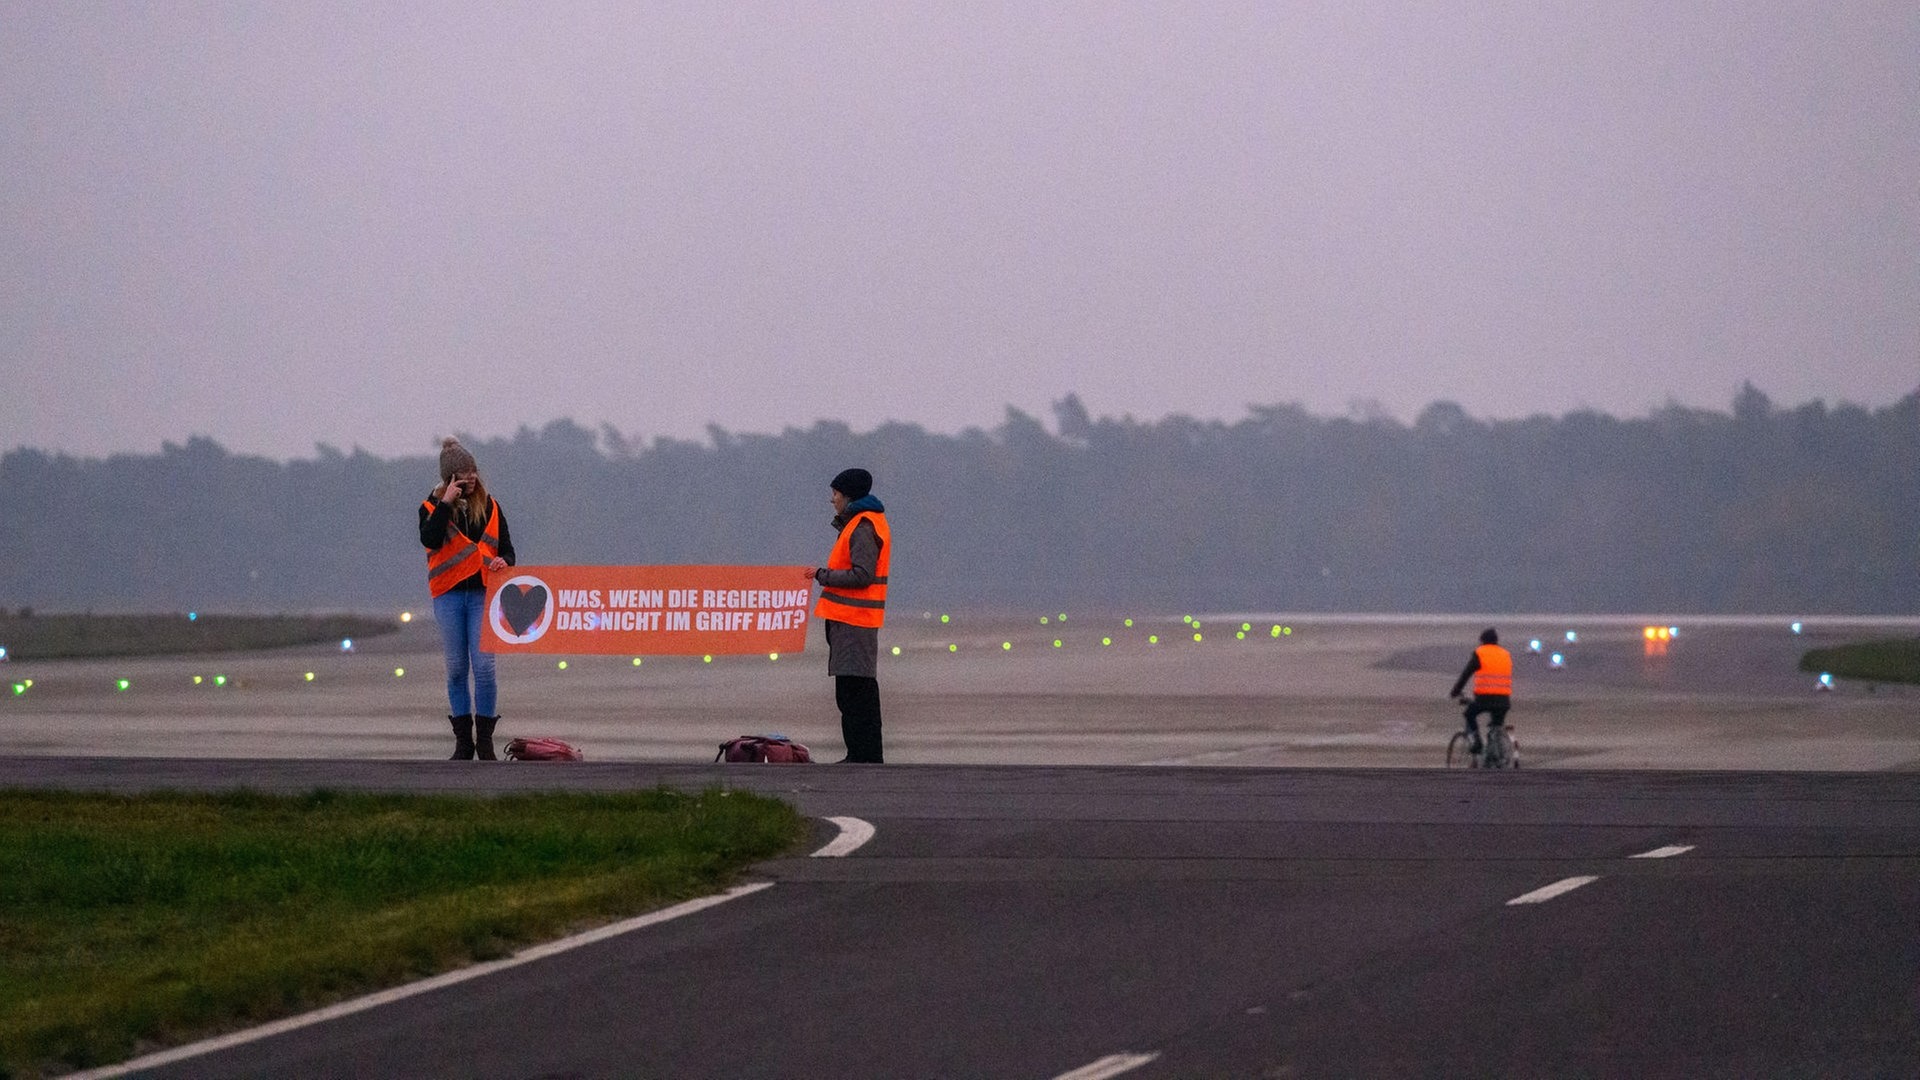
[5,383,1913,464]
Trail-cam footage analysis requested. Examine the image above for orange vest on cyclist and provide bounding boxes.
[423,497,501,597]
[1473,643,1513,696]
[813,511,890,628]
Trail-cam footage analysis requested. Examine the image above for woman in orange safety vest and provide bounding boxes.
[804,468,889,763]
[419,437,516,760]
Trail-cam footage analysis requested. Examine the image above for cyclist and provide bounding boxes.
[1448,627,1513,757]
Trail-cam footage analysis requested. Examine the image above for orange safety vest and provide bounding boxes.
[813,510,890,628]
[1473,643,1513,696]
[424,497,501,597]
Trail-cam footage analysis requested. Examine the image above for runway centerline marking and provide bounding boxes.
[1052,1051,1162,1079]
[1507,875,1600,906]
[1630,844,1695,859]
[67,882,776,1080]
[812,815,875,857]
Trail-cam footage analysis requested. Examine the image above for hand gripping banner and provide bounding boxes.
[483,565,812,655]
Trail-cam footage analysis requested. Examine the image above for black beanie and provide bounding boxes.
[831,468,873,499]
[1480,627,1499,645]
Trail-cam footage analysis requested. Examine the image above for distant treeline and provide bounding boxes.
[3,384,1916,615]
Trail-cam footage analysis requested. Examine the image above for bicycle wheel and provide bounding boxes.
[1447,731,1474,768]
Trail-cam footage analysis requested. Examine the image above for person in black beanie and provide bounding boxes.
[803,468,890,763]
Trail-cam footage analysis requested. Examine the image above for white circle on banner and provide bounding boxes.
[489,575,555,644]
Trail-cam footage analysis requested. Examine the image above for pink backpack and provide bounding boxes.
[504,736,584,761]
[716,735,812,763]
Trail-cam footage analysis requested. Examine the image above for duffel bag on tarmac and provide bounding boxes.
[716,734,812,763]
[505,736,584,761]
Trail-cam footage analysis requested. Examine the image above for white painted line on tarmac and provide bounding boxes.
[68,881,776,1080]
[812,815,875,857]
[1052,1051,1162,1079]
[1630,844,1695,859]
[1507,875,1600,906]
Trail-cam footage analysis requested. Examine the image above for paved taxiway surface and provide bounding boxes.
[15,759,1918,1079]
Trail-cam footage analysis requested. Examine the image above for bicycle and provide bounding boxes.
[1446,696,1520,769]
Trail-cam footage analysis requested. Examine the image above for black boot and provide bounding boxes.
[474,715,499,761]
[448,714,475,760]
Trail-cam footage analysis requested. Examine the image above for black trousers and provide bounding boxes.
[835,676,884,763]
[1463,694,1510,735]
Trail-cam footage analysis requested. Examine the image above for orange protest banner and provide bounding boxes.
[482,565,813,656]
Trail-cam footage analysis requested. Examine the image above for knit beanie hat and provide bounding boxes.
[439,437,478,481]
[830,468,872,499]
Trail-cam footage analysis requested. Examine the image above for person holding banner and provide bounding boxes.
[806,468,889,763]
[419,436,516,760]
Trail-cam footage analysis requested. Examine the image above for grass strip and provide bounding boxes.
[0,787,806,1078]
[1798,637,1920,686]
[0,613,400,660]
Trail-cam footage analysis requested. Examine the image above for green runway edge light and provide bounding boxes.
[116,679,130,691]
[948,644,957,652]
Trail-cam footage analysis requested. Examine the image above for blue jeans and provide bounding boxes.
[433,588,497,717]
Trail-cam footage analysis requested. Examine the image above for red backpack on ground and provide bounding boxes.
[716,735,812,763]
[505,736,584,761]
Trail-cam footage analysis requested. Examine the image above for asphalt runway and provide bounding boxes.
[9,615,1918,1076]
[19,760,1917,1079]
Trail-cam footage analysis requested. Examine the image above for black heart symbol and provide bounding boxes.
[500,584,549,635]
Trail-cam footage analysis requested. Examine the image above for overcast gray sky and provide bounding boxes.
[3,2,1915,460]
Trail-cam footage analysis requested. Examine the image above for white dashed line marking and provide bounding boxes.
[67,882,776,1079]
[1052,1051,1162,1079]
[1507,875,1600,905]
[1630,844,1694,859]
[812,815,875,857]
